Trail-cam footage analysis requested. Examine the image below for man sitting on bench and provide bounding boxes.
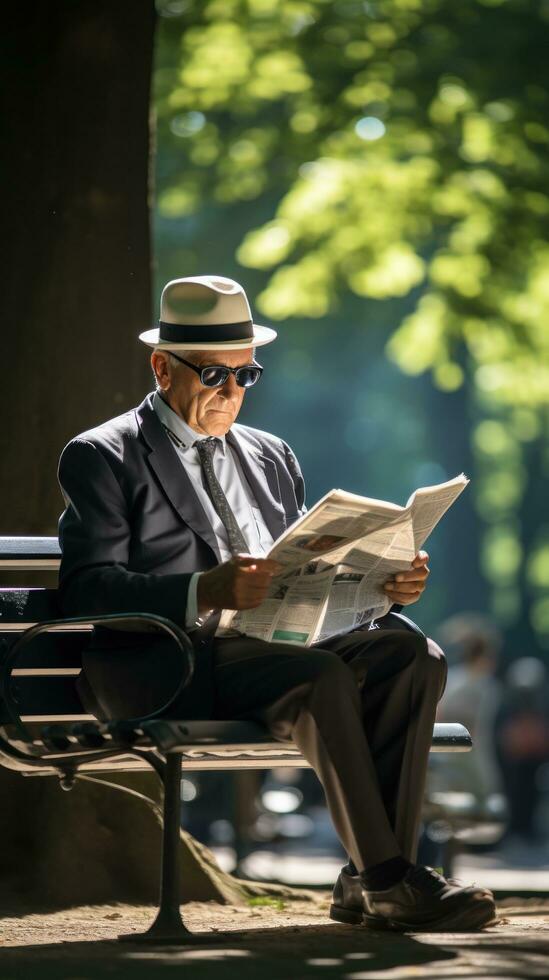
[57,274,496,932]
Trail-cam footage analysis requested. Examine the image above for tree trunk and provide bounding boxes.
[0,766,310,910]
[0,2,304,910]
[1,0,154,534]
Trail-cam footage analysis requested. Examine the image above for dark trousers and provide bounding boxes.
[210,626,447,871]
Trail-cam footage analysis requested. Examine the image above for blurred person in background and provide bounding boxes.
[419,614,505,872]
[495,657,549,852]
[434,613,504,807]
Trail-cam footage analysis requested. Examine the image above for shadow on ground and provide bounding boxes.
[0,924,454,980]
[1,917,549,980]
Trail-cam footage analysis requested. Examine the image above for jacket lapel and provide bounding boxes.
[135,396,221,560]
[227,428,287,543]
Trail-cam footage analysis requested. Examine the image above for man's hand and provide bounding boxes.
[383,551,430,606]
[197,555,282,613]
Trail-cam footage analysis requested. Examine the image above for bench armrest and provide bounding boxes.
[0,612,195,742]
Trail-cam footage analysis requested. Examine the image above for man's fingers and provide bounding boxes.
[234,555,282,572]
[394,565,429,583]
[234,562,277,578]
[387,590,422,605]
[385,580,425,595]
[233,554,259,568]
[383,554,429,605]
[232,554,278,569]
[387,571,428,589]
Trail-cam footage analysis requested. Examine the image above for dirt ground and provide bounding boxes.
[0,896,547,979]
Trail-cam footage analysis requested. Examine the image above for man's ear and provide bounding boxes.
[151,351,170,391]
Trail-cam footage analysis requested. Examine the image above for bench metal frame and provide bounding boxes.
[0,536,473,944]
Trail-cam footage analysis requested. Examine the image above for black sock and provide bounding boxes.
[360,856,413,891]
[346,858,358,876]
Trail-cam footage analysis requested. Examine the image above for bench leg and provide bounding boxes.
[118,754,197,944]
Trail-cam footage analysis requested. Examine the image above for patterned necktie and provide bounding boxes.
[194,437,249,556]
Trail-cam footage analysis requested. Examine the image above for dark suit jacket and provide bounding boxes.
[58,393,306,721]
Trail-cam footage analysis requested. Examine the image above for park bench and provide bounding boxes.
[0,536,473,944]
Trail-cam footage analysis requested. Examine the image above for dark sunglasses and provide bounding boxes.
[169,351,263,388]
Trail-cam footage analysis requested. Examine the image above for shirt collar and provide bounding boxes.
[153,391,227,456]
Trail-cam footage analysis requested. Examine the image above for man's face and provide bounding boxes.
[151,347,254,436]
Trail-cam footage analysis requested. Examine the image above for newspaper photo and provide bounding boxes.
[217,474,469,645]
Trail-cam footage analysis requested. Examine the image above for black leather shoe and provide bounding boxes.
[330,865,363,925]
[330,865,496,931]
[362,865,497,932]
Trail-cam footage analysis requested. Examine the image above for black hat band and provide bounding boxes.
[159,320,254,343]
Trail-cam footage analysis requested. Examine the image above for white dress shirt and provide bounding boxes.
[153,392,274,627]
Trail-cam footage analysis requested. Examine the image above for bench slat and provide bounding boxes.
[0,721,471,777]
[0,537,61,569]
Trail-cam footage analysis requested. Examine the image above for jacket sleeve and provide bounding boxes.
[57,439,192,624]
[282,440,307,517]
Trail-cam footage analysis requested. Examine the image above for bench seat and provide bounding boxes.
[0,718,473,777]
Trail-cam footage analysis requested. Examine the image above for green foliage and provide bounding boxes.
[154,0,549,644]
[247,895,287,910]
[156,0,549,390]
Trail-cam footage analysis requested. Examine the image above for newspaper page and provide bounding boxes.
[218,474,469,645]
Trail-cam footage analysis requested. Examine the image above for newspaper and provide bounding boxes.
[217,474,469,646]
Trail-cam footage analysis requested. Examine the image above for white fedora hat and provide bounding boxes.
[139,275,277,351]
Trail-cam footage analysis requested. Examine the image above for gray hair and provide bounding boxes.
[151,348,186,388]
